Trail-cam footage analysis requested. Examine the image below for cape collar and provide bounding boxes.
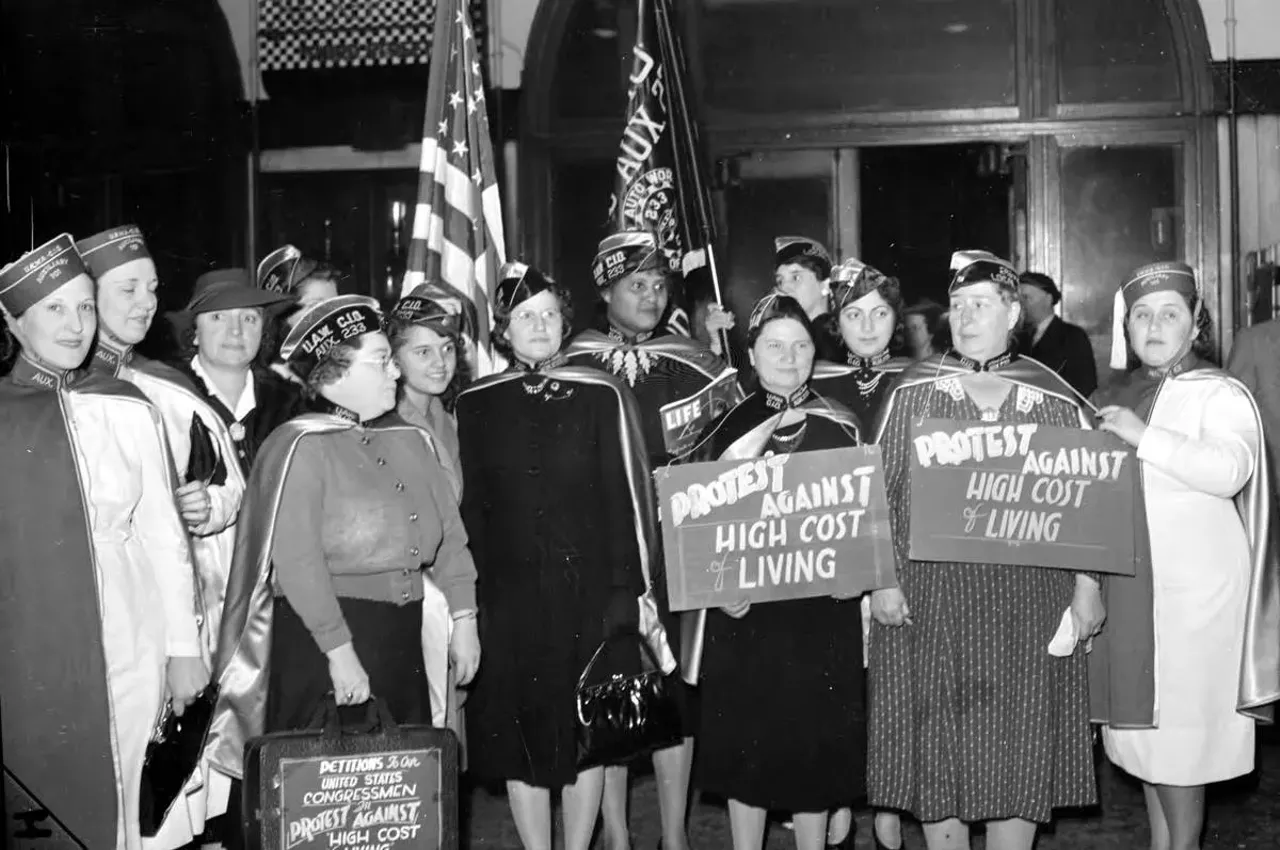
[606,325,655,345]
[308,396,367,425]
[847,349,892,370]
[508,351,568,374]
[763,384,812,410]
[8,354,73,391]
[949,347,1015,373]
[90,335,132,376]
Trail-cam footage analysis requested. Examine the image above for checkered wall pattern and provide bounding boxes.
[259,0,486,72]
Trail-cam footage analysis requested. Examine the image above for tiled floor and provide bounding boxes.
[464,738,1280,849]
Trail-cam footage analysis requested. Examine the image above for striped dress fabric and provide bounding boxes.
[867,378,1097,824]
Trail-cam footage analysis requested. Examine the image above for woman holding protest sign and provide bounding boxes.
[688,292,868,850]
[866,251,1104,850]
[1092,262,1279,850]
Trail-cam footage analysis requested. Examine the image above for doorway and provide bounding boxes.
[859,143,1026,308]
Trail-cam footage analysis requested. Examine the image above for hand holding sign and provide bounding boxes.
[1095,405,1147,447]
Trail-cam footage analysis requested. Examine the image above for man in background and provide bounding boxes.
[1018,271,1098,398]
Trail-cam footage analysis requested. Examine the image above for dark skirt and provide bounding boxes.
[266,595,431,731]
[696,596,866,812]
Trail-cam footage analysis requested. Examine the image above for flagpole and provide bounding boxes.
[655,0,732,364]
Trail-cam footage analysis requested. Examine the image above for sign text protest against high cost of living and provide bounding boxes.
[655,447,898,611]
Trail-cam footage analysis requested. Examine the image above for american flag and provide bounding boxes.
[402,0,506,376]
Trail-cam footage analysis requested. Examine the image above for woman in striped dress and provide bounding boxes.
[866,251,1104,850]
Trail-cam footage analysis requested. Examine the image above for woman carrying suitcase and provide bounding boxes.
[206,295,481,823]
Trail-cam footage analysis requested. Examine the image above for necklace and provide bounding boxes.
[771,422,807,449]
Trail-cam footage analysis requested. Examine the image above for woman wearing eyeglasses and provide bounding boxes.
[456,262,662,850]
[206,296,480,796]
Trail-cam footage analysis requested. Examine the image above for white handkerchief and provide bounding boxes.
[1047,608,1077,657]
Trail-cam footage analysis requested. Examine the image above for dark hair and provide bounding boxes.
[0,322,20,373]
[1121,291,1219,369]
[301,337,366,399]
[180,306,284,371]
[904,299,945,335]
[776,255,829,282]
[386,317,473,412]
[491,281,575,360]
[746,294,815,349]
[826,274,906,355]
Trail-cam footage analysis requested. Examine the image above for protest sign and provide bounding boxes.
[907,418,1137,574]
[659,369,745,458]
[279,749,441,850]
[655,446,896,611]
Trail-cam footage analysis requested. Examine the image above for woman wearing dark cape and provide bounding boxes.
[689,293,877,850]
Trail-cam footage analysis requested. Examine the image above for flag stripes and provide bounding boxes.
[403,0,506,375]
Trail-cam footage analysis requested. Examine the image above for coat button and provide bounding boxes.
[401,591,411,601]
[403,568,411,577]
[409,512,419,522]
[377,457,387,466]
[410,547,420,557]
[395,482,405,492]
[360,436,371,446]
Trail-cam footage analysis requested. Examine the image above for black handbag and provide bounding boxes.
[139,685,218,837]
[575,635,682,769]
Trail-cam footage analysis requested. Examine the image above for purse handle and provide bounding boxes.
[304,693,401,740]
[575,632,662,697]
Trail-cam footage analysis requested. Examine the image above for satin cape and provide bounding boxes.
[459,363,677,674]
[204,414,454,778]
[679,392,864,684]
[871,351,1096,441]
[1090,368,1280,726]
[0,359,174,848]
[563,329,730,385]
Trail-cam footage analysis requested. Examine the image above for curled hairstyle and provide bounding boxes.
[491,281,575,361]
[826,273,907,354]
[385,317,473,412]
[300,337,367,400]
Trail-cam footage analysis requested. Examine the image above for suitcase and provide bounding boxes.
[242,697,459,850]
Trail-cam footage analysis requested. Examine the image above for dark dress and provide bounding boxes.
[867,355,1097,823]
[693,387,867,812]
[457,363,648,788]
[565,327,739,733]
[1018,315,1098,399]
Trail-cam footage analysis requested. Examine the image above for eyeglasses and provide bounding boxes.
[353,354,397,373]
[510,307,562,326]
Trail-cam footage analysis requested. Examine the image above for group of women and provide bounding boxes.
[0,224,1275,850]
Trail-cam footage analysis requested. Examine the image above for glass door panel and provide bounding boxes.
[1057,143,1184,373]
[719,150,836,359]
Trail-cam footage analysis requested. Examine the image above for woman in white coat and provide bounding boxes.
[0,234,208,850]
[1094,261,1279,850]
